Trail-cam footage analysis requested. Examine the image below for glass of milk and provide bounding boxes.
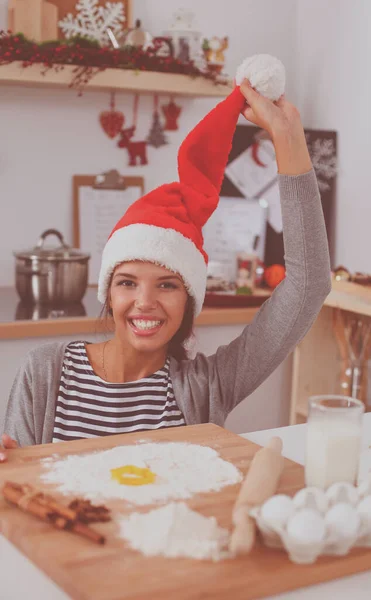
[305,395,365,489]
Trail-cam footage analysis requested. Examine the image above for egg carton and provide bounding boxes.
[249,477,371,564]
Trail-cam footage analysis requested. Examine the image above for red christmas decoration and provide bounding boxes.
[99,92,124,139]
[0,32,228,92]
[264,264,286,289]
[117,95,148,166]
[251,141,267,167]
[161,96,182,131]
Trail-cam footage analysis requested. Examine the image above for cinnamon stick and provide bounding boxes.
[39,495,77,521]
[70,521,105,545]
[3,483,51,520]
[2,482,105,545]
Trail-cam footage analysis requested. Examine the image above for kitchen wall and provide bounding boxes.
[295,0,371,272]
[0,0,298,434]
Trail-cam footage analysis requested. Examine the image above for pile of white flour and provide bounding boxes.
[41,442,242,505]
[119,502,230,561]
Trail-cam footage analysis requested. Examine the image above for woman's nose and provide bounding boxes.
[134,287,158,311]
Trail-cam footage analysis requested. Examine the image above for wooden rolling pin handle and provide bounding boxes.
[230,436,284,555]
[267,436,283,454]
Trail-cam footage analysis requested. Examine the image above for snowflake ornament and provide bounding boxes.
[59,0,126,46]
[307,136,337,192]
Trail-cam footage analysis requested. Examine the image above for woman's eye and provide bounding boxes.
[160,282,178,289]
[117,279,135,287]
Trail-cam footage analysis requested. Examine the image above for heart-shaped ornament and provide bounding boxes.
[99,110,125,139]
[99,92,125,139]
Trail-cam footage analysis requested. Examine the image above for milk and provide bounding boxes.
[305,419,362,489]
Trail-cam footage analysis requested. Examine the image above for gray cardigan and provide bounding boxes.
[3,170,331,446]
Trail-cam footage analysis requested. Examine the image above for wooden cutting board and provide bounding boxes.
[1,423,371,600]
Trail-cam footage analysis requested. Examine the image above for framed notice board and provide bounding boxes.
[73,170,144,285]
[221,125,337,267]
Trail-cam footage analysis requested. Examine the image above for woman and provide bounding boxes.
[0,80,331,459]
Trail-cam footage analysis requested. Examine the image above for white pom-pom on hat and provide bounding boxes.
[235,54,286,101]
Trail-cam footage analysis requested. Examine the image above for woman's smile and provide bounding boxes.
[127,316,165,336]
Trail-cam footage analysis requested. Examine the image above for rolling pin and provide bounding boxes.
[229,436,284,555]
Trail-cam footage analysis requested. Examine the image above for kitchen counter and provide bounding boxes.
[1,279,371,341]
[2,414,371,600]
[0,286,266,339]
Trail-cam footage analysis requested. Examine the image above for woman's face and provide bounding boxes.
[109,261,188,354]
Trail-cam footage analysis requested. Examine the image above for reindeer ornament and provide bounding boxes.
[117,95,148,166]
[117,126,148,166]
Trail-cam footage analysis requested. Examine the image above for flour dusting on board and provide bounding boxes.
[119,502,231,561]
[41,442,242,505]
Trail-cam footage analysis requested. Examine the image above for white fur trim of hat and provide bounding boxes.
[97,224,207,316]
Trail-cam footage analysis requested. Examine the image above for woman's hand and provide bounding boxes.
[239,79,312,175]
[0,433,18,463]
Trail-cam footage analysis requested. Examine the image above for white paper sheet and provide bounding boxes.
[78,186,142,284]
[225,139,278,199]
[202,196,268,282]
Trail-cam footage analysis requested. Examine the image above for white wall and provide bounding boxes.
[0,0,298,435]
[295,0,371,272]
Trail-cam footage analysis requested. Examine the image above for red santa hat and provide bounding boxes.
[98,55,285,315]
[97,86,246,315]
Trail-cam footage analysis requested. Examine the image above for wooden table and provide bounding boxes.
[1,420,371,600]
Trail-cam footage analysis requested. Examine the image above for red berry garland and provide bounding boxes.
[0,32,228,92]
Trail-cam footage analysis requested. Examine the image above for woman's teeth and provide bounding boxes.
[130,319,162,330]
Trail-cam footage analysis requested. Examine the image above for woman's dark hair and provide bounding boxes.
[100,288,195,362]
[167,295,195,361]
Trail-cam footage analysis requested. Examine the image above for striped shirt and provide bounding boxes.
[52,341,185,442]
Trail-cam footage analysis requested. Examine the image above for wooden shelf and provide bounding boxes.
[0,62,232,97]
[324,279,371,317]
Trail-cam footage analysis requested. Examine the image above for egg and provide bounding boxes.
[326,482,359,507]
[357,495,371,532]
[286,508,325,545]
[358,477,371,499]
[325,502,361,540]
[293,487,328,514]
[260,494,294,530]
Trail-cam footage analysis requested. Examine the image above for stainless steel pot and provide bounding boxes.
[14,229,90,305]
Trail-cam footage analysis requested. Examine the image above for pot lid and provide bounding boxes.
[14,229,90,262]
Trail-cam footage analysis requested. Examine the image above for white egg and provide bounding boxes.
[293,487,328,513]
[357,495,371,532]
[260,494,294,530]
[326,482,359,506]
[358,477,371,499]
[286,508,325,545]
[325,502,361,539]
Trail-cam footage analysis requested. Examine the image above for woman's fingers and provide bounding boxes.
[1,434,18,449]
[275,94,286,107]
[239,79,262,108]
[0,434,18,463]
[241,105,259,125]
